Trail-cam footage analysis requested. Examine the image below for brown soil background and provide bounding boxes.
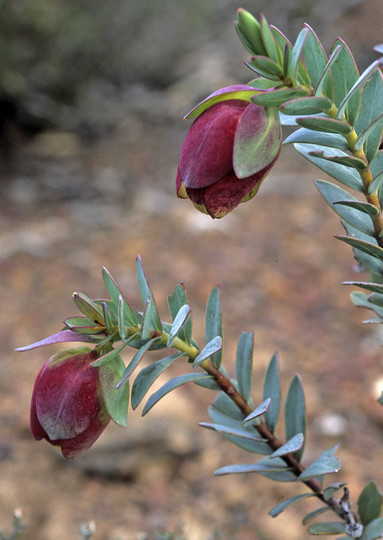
[1,2,383,539]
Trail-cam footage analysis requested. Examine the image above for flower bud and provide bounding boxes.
[176,95,281,218]
[30,348,111,458]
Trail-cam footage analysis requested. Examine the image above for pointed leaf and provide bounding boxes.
[102,266,128,307]
[193,336,222,367]
[251,88,309,108]
[99,355,129,427]
[335,235,383,261]
[205,286,223,368]
[118,295,138,340]
[285,374,306,461]
[262,352,280,433]
[184,84,258,120]
[309,151,366,171]
[269,492,315,518]
[302,507,331,526]
[214,457,296,482]
[142,373,211,415]
[242,398,271,425]
[131,352,184,409]
[116,337,160,388]
[90,339,132,367]
[295,144,363,192]
[307,521,345,535]
[355,113,383,158]
[102,301,117,332]
[63,316,105,335]
[288,28,309,86]
[355,69,383,162]
[136,257,162,334]
[338,61,381,122]
[168,284,192,344]
[315,44,343,101]
[73,292,104,324]
[323,482,347,501]
[260,14,281,65]
[341,221,383,276]
[343,281,383,294]
[334,200,379,218]
[236,9,267,56]
[302,24,328,89]
[358,482,382,526]
[235,331,254,401]
[247,55,283,79]
[15,329,97,351]
[270,433,304,459]
[141,298,162,340]
[298,446,341,481]
[315,181,375,236]
[351,291,383,320]
[199,422,266,442]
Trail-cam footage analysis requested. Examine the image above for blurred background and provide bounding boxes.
[1,0,383,538]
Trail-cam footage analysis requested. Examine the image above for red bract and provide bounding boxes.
[30,348,111,458]
[176,97,282,218]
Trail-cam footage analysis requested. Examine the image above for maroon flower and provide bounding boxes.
[30,348,111,458]
[176,92,282,218]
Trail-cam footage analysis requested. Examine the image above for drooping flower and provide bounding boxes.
[176,86,282,218]
[30,348,111,458]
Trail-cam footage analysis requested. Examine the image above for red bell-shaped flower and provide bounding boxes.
[176,88,282,218]
[30,348,111,458]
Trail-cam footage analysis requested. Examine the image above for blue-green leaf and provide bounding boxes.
[334,200,379,218]
[193,336,222,367]
[308,521,345,535]
[358,482,383,526]
[269,493,315,518]
[315,180,375,236]
[269,433,304,459]
[285,374,306,461]
[168,283,192,344]
[235,331,254,401]
[355,69,383,163]
[315,44,342,101]
[214,457,296,482]
[280,96,332,116]
[335,235,383,261]
[167,304,191,347]
[343,281,383,294]
[205,286,223,368]
[91,339,132,367]
[295,144,363,192]
[309,151,366,171]
[260,13,281,65]
[288,27,309,86]
[118,295,138,340]
[302,507,331,526]
[142,373,212,415]
[246,56,283,79]
[116,337,160,388]
[131,352,185,409]
[262,352,280,433]
[242,398,271,426]
[296,116,352,135]
[302,24,328,89]
[252,88,310,108]
[99,355,129,427]
[361,518,383,540]
[338,61,381,122]
[323,482,347,501]
[350,291,383,321]
[73,292,104,324]
[199,422,266,442]
[284,128,348,150]
[298,445,341,481]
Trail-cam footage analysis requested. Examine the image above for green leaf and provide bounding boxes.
[260,13,281,65]
[91,338,134,367]
[302,507,331,526]
[296,116,352,135]
[269,493,315,518]
[214,457,296,482]
[73,292,104,324]
[315,44,342,101]
[302,24,328,89]
[192,336,222,367]
[351,290,383,320]
[323,482,347,501]
[233,104,282,179]
[101,301,117,333]
[251,88,310,108]
[118,295,138,340]
[334,200,379,218]
[288,27,309,86]
[310,151,366,171]
[335,235,383,261]
[284,128,348,150]
[142,373,211,415]
[341,221,383,277]
[116,337,160,389]
[295,144,363,192]
[298,445,341,481]
[285,374,306,461]
[99,355,129,427]
[63,316,105,335]
[248,77,278,90]
[209,392,271,455]
[338,61,381,122]
[235,9,267,56]
[355,69,383,163]
[102,266,128,308]
[242,398,271,426]
[235,331,254,402]
[205,286,223,368]
[269,433,304,459]
[199,422,266,442]
[246,56,284,79]
[315,180,375,237]
[131,352,184,409]
[167,304,191,347]
[184,85,258,120]
[328,39,360,125]
[141,298,162,340]
[358,482,383,526]
[280,96,332,116]
[262,352,280,433]
[307,521,345,535]
[343,281,383,294]
[355,113,383,158]
[168,284,192,344]
[361,518,383,540]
